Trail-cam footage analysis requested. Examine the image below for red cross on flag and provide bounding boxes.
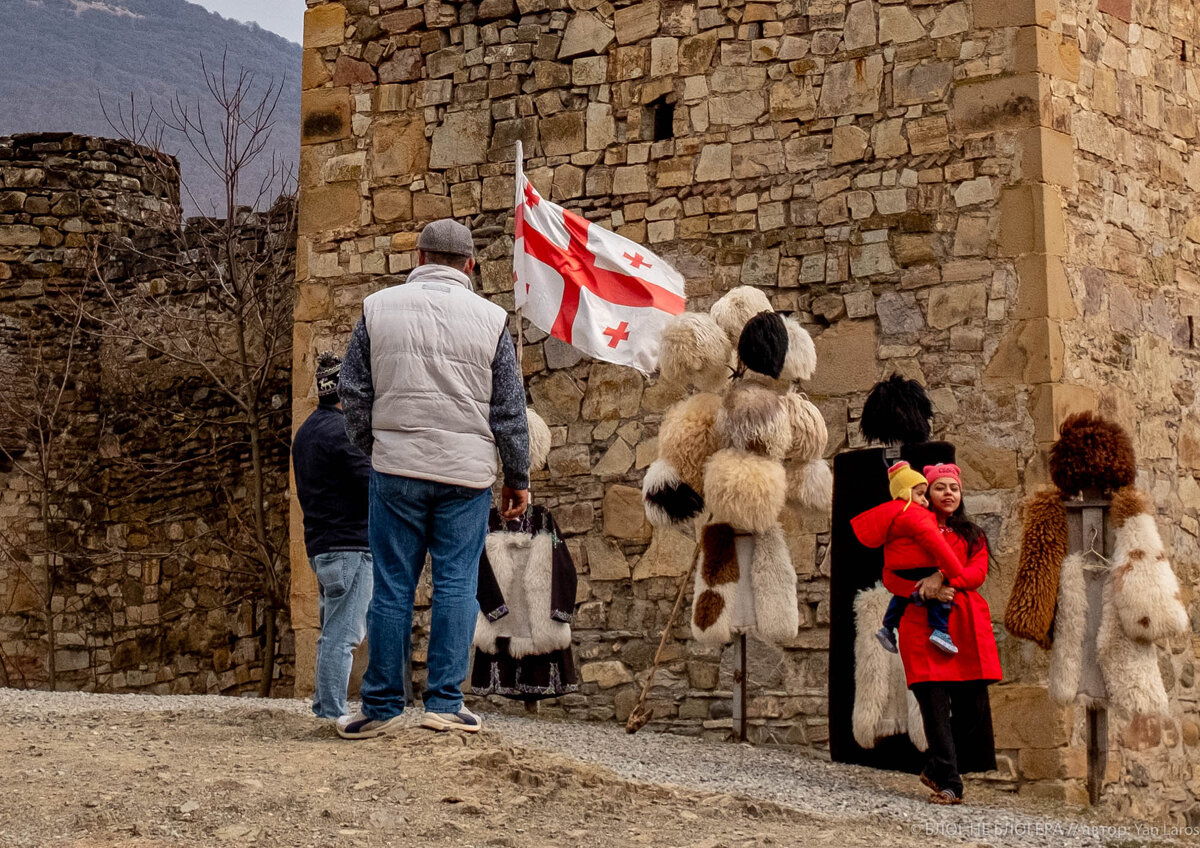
[513,156,686,374]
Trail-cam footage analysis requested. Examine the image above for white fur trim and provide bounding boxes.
[750,525,799,645]
[779,316,817,383]
[472,530,571,659]
[1111,514,1189,643]
[704,449,787,534]
[1048,552,1087,705]
[658,312,732,393]
[527,407,552,472]
[852,584,924,749]
[710,286,772,343]
[1098,574,1169,717]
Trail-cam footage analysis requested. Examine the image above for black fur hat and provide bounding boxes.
[861,375,933,446]
[737,311,789,379]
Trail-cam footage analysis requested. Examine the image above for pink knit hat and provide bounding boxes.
[924,463,962,488]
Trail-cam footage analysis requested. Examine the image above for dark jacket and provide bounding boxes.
[292,404,371,559]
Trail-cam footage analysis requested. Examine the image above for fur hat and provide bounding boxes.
[1049,412,1136,495]
[737,311,790,379]
[887,461,927,503]
[779,316,817,383]
[710,286,772,343]
[315,351,342,403]
[787,457,833,512]
[783,392,828,462]
[703,448,787,534]
[526,407,552,472]
[657,312,732,393]
[861,375,933,446]
[658,392,723,492]
[715,381,792,460]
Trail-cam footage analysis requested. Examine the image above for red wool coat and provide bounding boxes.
[852,501,1003,685]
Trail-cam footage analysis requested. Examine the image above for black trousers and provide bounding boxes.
[910,681,997,797]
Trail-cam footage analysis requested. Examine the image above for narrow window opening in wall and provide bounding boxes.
[652,98,675,141]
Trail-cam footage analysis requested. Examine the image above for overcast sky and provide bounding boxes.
[193,0,306,44]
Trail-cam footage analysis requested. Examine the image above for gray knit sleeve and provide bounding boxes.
[489,330,530,490]
[338,318,375,458]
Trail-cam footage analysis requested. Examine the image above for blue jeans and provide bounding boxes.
[309,550,373,719]
[361,472,491,718]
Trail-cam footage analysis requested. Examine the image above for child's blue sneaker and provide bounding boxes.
[875,626,899,654]
[929,630,959,655]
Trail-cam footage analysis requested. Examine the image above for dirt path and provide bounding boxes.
[0,692,1167,848]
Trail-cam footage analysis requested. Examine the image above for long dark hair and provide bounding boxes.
[945,501,987,557]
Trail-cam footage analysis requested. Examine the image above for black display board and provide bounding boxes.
[827,441,956,771]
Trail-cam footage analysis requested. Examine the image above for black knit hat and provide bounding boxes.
[737,310,789,379]
[316,351,342,404]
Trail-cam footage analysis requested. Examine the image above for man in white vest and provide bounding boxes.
[336,219,530,738]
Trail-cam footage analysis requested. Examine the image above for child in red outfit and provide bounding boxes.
[851,462,964,656]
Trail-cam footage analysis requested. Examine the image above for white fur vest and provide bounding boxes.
[474,507,577,659]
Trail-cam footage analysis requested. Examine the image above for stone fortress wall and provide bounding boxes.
[0,132,295,697]
[293,0,1200,823]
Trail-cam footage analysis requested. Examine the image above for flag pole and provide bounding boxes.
[514,140,525,368]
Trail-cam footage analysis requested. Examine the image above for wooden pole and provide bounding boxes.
[733,632,747,742]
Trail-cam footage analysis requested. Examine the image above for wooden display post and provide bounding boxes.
[1064,489,1112,806]
[733,633,748,742]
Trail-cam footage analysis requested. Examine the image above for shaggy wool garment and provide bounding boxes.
[527,407,552,472]
[750,525,799,644]
[786,457,833,513]
[783,392,828,462]
[1048,552,1088,705]
[658,392,723,493]
[704,448,787,534]
[1049,412,1136,496]
[710,286,772,344]
[715,381,792,460]
[1108,508,1189,644]
[473,531,571,659]
[1098,575,1170,717]
[1005,489,1067,649]
[692,523,738,644]
[779,316,817,383]
[852,585,928,751]
[658,311,732,393]
[641,458,704,529]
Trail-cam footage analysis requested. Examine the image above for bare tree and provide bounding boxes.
[86,56,296,696]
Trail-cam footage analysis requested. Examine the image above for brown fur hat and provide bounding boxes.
[703,448,787,534]
[710,286,772,344]
[1049,412,1136,496]
[658,312,733,393]
[658,392,722,492]
[715,381,792,460]
[1004,489,1068,650]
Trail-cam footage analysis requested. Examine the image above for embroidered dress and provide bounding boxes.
[470,506,579,702]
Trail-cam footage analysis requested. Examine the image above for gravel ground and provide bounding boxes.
[0,689,1177,848]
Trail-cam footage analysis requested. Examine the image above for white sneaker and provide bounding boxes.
[420,706,482,733]
[337,711,405,739]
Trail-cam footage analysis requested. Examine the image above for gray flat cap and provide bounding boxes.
[417,219,474,257]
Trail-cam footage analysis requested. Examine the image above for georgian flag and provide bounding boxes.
[513,163,686,374]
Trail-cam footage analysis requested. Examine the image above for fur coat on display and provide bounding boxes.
[472,506,579,701]
[642,286,831,648]
[1047,552,1088,705]
[1004,490,1068,650]
[853,585,928,752]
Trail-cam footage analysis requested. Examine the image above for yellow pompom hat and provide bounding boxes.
[888,461,928,504]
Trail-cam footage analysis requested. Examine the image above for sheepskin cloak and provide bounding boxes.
[853,585,928,752]
[828,442,954,772]
[1005,490,1067,649]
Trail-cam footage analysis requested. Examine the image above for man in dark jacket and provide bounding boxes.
[292,351,373,721]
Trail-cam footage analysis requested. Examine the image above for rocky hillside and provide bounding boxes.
[0,0,301,213]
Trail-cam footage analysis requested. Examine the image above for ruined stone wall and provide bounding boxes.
[0,133,295,695]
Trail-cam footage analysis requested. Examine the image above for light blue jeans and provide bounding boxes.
[309,550,373,719]
[360,471,491,719]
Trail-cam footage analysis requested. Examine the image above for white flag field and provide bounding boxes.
[513,153,687,374]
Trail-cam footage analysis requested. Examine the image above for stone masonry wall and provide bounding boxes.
[295,0,1198,820]
[0,133,295,696]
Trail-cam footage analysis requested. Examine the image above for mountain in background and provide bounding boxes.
[1,0,302,215]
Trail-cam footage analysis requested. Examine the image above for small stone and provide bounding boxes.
[927,283,987,329]
[614,1,660,45]
[830,125,869,165]
[581,660,633,688]
[602,485,652,541]
[849,243,896,278]
[559,12,615,58]
[585,535,633,579]
[843,2,876,49]
[593,439,635,476]
[179,801,200,814]
[695,144,732,182]
[879,6,925,43]
[531,372,584,424]
[818,55,884,117]
[954,177,995,207]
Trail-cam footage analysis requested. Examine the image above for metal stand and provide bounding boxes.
[733,633,747,742]
[1065,489,1112,806]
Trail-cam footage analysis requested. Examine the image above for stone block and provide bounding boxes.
[614,1,659,44]
[893,62,952,106]
[808,321,878,395]
[1014,254,1075,319]
[593,439,635,476]
[381,8,425,32]
[581,660,633,688]
[371,117,428,177]
[332,56,375,87]
[991,685,1073,749]
[930,2,970,37]
[973,0,1059,28]
[1019,747,1086,780]
[549,445,592,477]
[709,93,766,126]
[817,55,884,117]
[298,182,359,234]
[303,3,345,48]
[531,371,584,424]
[927,283,986,329]
[373,188,412,223]
[633,527,696,579]
[769,79,817,122]
[586,102,615,151]
[843,2,876,49]
[430,110,491,168]
[380,48,423,83]
[998,184,1067,257]
[873,118,907,158]
[412,193,452,220]
[612,165,649,194]
[985,318,1064,385]
[542,111,586,156]
[559,12,615,58]
[1015,126,1075,189]
[952,73,1048,133]
[301,87,351,145]
[650,37,678,77]
[695,144,732,182]
[302,49,331,90]
[295,284,332,322]
[1018,780,1089,805]
[850,242,896,278]
[879,6,925,42]
[1014,25,1080,82]
[602,485,652,541]
[586,535,633,581]
[831,125,869,165]
[573,56,608,85]
[583,363,644,419]
[1029,384,1097,446]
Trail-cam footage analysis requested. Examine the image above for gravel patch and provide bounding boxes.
[0,689,1168,848]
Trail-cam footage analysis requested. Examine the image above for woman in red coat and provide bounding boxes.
[883,463,1001,804]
